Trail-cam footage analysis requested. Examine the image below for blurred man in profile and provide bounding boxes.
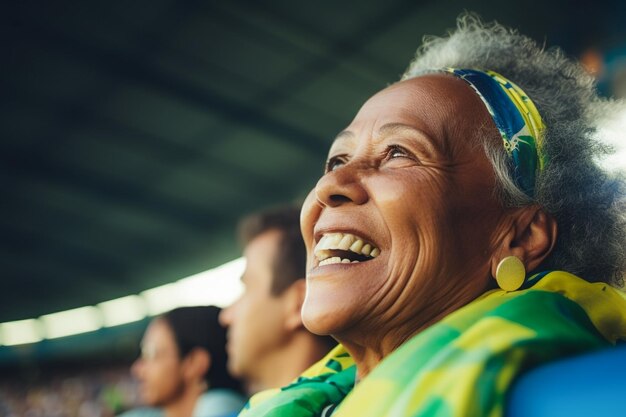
[219,206,336,395]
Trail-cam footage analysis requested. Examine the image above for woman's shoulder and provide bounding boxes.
[116,407,164,417]
[193,388,247,417]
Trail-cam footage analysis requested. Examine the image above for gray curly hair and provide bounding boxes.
[402,14,625,286]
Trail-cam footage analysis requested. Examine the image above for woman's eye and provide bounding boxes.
[387,145,411,159]
[325,155,346,172]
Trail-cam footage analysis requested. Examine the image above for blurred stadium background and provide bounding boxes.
[1,0,625,415]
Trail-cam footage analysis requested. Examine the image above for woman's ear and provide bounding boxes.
[283,279,306,332]
[183,348,211,383]
[490,206,558,277]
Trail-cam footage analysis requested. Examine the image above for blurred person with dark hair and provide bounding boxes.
[219,206,336,394]
[120,306,245,417]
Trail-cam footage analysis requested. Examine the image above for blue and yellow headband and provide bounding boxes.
[443,68,547,197]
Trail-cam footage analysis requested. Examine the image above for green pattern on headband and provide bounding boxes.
[444,68,547,197]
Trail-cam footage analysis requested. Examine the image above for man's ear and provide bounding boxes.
[490,206,558,277]
[183,348,211,382]
[282,279,306,332]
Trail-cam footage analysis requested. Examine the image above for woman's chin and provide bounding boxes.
[302,298,343,336]
[302,302,332,335]
[302,292,359,337]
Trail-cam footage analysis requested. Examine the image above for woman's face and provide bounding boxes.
[301,74,507,345]
[132,318,185,406]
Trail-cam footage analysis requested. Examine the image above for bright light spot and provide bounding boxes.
[176,257,245,307]
[98,295,147,327]
[141,283,180,316]
[41,306,102,339]
[0,319,42,346]
[0,257,246,343]
[594,105,626,174]
[141,257,245,315]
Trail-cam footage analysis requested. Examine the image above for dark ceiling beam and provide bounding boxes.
[0,258,114,298]
[1,87,300,223]
[0,177,180,266]
[0,268,122,322]
[1,20,327,227]
[36,0,423,191]
[213,1,400,81]
[0,221,126,283]
[5,20,329,158]
[0,83,270,237]
[225,0,427,105]
[1,83,297,196]
[0,26,234,234]
[4,2,322,227]
[2,144,227,232]
[146,6,349,130]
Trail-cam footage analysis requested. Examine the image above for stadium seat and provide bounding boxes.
[506,343,626,416]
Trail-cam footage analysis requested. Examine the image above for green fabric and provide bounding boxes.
[239,271,626,417]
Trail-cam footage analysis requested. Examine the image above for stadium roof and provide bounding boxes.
[1,0,623,327]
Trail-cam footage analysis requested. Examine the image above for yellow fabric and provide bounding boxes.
[528,271,626,343]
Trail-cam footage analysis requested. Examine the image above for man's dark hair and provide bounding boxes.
[161,306,243,392]
[238,205,306,296]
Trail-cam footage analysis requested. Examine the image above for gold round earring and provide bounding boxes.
[495,256,526,291]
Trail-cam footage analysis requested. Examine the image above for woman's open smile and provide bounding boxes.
[313,231,381,266]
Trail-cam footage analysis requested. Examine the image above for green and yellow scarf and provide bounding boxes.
[239,271,626,417]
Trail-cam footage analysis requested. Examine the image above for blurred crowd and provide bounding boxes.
[0,365,141,417]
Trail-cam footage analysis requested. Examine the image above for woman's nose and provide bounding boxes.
[315,164,368,207]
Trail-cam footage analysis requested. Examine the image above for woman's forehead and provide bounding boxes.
[330,74,491,154]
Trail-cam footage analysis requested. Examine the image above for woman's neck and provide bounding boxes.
[163,383,204,417]
[339,328,415,381]
[338,292,477,380]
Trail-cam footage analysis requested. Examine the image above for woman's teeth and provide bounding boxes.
[318,257,360,266]
[314,232,381,265]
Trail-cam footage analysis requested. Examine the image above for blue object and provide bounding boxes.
[506,343,626,416]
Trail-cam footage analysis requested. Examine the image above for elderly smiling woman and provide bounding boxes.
[239,15,626,417]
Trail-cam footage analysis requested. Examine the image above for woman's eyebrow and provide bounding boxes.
[328,130,356,153]
[334,130,355,142]
[377,123,445,156]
